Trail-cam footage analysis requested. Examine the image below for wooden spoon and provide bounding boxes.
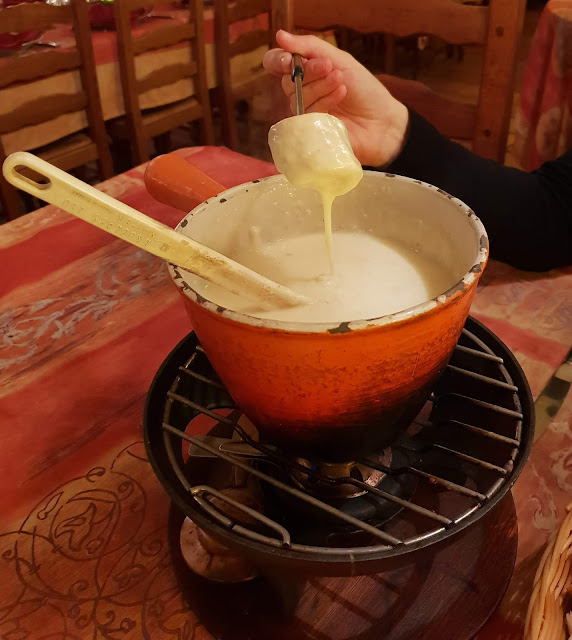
[2,152,307,309]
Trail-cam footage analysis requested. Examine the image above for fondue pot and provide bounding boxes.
[146,154,488,462]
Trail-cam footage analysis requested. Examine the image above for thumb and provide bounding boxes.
[276,30,347,65]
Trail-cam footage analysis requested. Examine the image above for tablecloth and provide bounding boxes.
[1,147,571,639]
[514,0,572,170]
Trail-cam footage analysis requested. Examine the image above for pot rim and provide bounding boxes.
[168,171,489,334]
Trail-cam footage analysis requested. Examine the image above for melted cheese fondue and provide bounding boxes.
[268,114,362,271]
[186,113,455,323]
[194,231,453,323]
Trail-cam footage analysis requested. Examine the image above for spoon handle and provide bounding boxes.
[2,152,307,309]
[145,153,223,212]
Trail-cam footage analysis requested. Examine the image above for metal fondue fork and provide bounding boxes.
[291,53,305,115]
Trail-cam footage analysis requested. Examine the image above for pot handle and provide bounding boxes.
[144,154,225,212]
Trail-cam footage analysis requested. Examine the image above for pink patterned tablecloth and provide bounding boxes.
[514,0,572,170]
[0,147,571,638]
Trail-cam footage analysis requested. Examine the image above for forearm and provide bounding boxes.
[384,110,572,271]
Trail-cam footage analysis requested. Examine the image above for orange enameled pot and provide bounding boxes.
[146,155,488,462]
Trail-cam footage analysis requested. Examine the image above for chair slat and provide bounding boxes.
[0,50,80,89]
[132,22,196,54]
[136,62,197,94]
[227,0,269,24]
[228,29,269,57]
[0,92,87,135]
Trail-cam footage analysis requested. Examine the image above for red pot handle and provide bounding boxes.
[144,154,225,212]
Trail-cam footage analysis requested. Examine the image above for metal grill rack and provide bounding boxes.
[144,316,534,575]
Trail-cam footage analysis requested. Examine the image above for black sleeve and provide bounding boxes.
[383,110,572,271]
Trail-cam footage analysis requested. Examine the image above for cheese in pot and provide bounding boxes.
[268,114,363,271]
[192,230,454,323]
[183,114,457,322]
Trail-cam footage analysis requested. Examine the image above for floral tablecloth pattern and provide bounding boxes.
[1,146,571,639]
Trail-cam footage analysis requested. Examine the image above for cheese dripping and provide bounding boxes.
[268,113,363,271]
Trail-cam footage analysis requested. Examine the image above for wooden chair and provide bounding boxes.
[111,0,214,166]
[278,0,526,162]
[214,0,277,149]
[0,0,113,221]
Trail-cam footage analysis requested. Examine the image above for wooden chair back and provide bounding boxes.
[0,0,112,220]
[214,0,276,149]
[277,0,526,162]
[113,0,213,164]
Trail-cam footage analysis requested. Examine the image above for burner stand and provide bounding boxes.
[259,447,417,546]
[144,316,534,639]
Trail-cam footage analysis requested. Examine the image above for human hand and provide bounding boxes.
[263,30,409,167]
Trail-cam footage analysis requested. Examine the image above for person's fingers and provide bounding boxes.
[281,58,334,97]
[276,30,347,65]
[287,70,343,111]
[263,48,292,77]
[304,84,347,113]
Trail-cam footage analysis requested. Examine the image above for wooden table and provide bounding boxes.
[514,0,572,170]
[1,147,571,639]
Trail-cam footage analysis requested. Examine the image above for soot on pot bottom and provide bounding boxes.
[169,172,489,462]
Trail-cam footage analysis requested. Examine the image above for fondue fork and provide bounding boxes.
[291,53,305,116]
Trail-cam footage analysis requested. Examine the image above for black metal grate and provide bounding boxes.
[144,317,534,575]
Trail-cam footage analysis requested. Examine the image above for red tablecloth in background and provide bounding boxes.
[515,0,572,169]
[1,147,571,638]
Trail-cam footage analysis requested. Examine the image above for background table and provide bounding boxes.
[514,0,572,170]
[1,147,571,638]
[0,12,336,156]
[0,8,272,154]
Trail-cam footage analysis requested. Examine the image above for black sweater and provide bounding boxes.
[384,110,572,271]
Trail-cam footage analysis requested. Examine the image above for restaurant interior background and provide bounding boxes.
[1,1,572,639]
[0,0,557,221]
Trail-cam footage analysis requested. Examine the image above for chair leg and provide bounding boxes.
[155,131,172,156]
[221,109,238,150]
[132,134,150,166]
[97,144,114,180]
[201,110,216,147]
[0,174,24,221]
[384,35,396,74]
[218,86,238,150]
[74,165,89,183]
[111,139,133,174]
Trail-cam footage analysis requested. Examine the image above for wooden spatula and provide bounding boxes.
[2,152,308,309]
